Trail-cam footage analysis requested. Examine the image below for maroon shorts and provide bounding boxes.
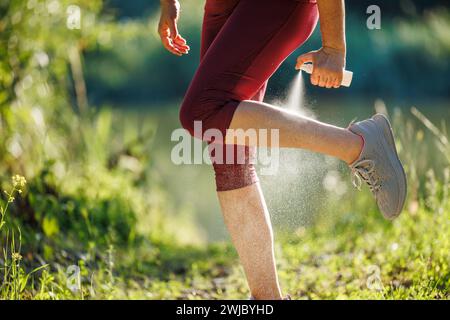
[180,0,318,191]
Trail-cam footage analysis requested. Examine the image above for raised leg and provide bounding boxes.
[227,100,363,164]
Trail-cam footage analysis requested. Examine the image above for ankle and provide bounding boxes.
[250,290,283,300]
[251,294,283,300]
[345,131,364,165]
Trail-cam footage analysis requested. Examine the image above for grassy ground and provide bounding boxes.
[10,199,447,300]
[102,199,450,300]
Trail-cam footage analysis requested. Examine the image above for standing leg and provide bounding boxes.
[218,184,282,300]
[200,0,281,299]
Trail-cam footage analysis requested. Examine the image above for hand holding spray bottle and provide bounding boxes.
[299,63,353,87]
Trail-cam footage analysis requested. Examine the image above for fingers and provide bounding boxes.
[295,52,314,70]
[161,35,183,56]
[335,71,343,88]
[332,76,341,88]
[158,22,189,56]
[311,66,324,87]
[311,73,338,88]
[175,35,187,44]
[173,35,190,52]
[314,74,340,88]
[311,70,343,88]
[174,35,187,46]
[318,74,327,88]
[328,71,343,88]
[167,19,190,54]
[311,71,319,86]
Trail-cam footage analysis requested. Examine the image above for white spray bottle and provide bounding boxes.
[300,63,353,87]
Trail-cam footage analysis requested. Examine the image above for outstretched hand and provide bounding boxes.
[158,0,190,56]
[296,47,346,88]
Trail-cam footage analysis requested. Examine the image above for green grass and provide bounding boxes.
[4,197,446,300]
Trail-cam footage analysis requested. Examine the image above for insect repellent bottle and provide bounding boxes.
[300,63,353,87]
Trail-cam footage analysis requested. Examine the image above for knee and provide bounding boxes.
[214,162,258,192]
[179,97,211,139]
[179,93,240,140]
[212,145,259,191]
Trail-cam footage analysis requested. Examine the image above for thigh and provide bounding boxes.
[201,0,240,60]
[193,0,319,103]
[202,0,269,102]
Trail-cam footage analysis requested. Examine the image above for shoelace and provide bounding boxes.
[351,159,381,193]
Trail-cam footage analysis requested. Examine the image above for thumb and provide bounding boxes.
[167,19,179,40]
[295,52,314,70]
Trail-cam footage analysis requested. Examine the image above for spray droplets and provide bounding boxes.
[286,71,316,119]
[261,73,329,231]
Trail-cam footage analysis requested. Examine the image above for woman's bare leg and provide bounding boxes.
[226,100,363,164]
[218,183,282,300]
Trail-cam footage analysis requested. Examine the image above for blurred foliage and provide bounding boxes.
[81,0,450,105]
[0,0,203,298]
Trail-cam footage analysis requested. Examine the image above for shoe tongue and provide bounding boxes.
[348,122,362,136]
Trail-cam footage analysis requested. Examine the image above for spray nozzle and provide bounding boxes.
[299,63,353,87]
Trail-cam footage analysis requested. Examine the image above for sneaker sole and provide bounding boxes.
[372,114,407,219]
